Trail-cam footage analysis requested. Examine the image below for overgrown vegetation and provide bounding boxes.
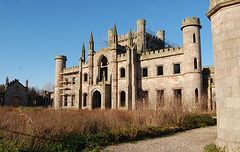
[0,106,216,151]
[204,143,224,152]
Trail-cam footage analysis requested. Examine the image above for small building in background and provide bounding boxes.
[3,78,28,106]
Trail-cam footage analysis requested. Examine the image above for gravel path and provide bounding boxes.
[102,126,217,152]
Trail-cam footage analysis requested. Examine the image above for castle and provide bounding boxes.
[54,17,215,110]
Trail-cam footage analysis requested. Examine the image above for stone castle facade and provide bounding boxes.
[54,17,215,110]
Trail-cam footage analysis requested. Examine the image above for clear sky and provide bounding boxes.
[0,0,213,89]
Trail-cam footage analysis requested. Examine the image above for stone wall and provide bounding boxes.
[207,0,240,151]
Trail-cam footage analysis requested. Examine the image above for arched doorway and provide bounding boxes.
[12,97,20,107]
[92,90,101,109]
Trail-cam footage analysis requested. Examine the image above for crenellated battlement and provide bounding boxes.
[137,19,146,25]
[63,66,79,74]
[117,53,127,61]
[181,17,202,30]
[118,32,137,41]
[140,46,183,60]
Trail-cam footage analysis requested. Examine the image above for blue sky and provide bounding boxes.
[0,0,213,89]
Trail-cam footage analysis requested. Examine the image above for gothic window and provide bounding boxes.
[142,68,148,77]
[174,64,180,74]
[157,66,163,76]
[195,88,198,103]
[120,91,126,107]
[120,68,125,78]
[194,58,197,69]
[84,73,88,82]
[83,93,87,107]
[193,33,196,43]
[100,56,108,81]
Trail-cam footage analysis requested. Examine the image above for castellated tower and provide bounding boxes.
[54,55,67,109]
[181,17,203,107]
[207,0,240,151]
[137,19,146,53]
[157,30,165,46]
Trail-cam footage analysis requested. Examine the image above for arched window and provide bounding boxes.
[120,68,125,78]
[100,56,108,81]
[195,88,198,103]
[83,93,87,107]
[84,73,88,82]
[120,91,126,107]
[193,33,196,43]
[194,58,197,69]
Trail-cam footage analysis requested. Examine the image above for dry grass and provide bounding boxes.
[0,100,212,150]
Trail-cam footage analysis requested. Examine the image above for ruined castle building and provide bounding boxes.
[207,0,240,151]
[54,18,213,111]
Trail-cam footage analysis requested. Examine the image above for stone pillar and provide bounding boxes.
[111,49,118,109]
[207,0,240,151]
[54,55,67,109]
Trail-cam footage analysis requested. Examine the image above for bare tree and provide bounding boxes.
[41,82,54,92]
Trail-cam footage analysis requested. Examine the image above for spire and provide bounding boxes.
[89,31,94,54]
[89,31,93,43]
[81,43,85,61]
[112,23,118,49]
[128,28,133,46]
[113,23,117,35]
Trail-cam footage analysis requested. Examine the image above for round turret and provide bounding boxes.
[181,17,202,31]
[137,19,146,52]
[55,55,67,60]
[55,55,67,109]
[181,17,202,108]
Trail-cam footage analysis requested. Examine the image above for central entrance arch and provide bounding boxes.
[92,90,101,109]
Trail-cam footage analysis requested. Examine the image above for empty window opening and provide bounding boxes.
[143,91,149,107]
[72,95,75,106]
[142,68,148,77]
[84,73,88,82]
[120,68,125,78]
[195,88,198,103]
[174,89,182,106]
[100,56,108,81]
[194,58,197,69]
[193,33,196,43]
[64,95,68,106]
[120,91,126,107]
[73,78,75,84]
[157,66,163,76]
[174,64,180,74]
[157,90,164,107]
[83,93,87,107]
